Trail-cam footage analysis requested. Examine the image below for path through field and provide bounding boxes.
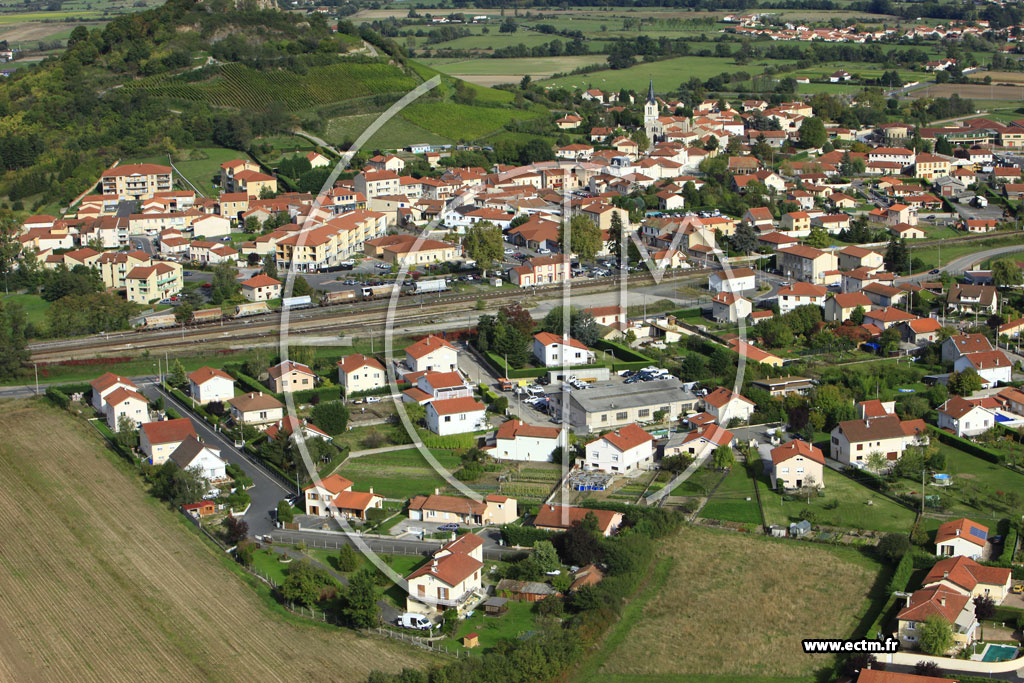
[0,401,432,682]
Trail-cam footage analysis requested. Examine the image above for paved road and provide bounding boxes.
[268,527,519,560]
[147,382,294,536]
[899,243,1024,283]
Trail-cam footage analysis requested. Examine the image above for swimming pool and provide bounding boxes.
[981,644,1018,662]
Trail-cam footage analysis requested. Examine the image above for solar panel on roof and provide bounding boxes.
[969,526,988,540]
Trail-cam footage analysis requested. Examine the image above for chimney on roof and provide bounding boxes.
[939,597,946,607]
[943,571,949,579]
[369,487,374,494]
[434,488,440,495]
[955,529,960,536]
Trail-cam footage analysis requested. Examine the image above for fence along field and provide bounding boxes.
[125,62,420,110]
[0,401,431,681]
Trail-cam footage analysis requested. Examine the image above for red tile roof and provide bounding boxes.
[533,505,621,534]
[429,396,485,416]
[304,473,353,495]
[406,334,456,360]
[592,423,654,452]
[337,353,385,373]
[141,418,197,445]
[770,439,824,465]
[494,419,560,440]
[187,366,234,385]
[935,518,988,549]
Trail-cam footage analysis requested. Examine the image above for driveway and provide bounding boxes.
[148,382,294,537]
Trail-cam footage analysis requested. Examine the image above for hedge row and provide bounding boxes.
[501,523,556,547]
[887,552,914,595]
[595,339,653,364]
[933,429,1004,464]
[292,386,342,404]
[419,432,479,450]
[223,364,280,400]
[45,387,70,409]
[54,383,94,397]
[485,351,547,379]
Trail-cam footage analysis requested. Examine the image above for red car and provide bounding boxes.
[201,283,212,288]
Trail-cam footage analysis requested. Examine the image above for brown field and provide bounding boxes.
[0,401,432,682]
[982,71,1024,85]
[913,82,1024,101]
[0,21,99,43]
[595,526,882,681]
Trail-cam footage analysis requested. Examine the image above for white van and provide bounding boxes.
[397,613,432,630]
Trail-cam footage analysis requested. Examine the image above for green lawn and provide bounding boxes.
[669,467,721,497]
[423,55,607,78]
[759,469,917,533]
[441,599,540,653]
[251,548,294,585]
[699,466,762,525]
[4,293,51,331]
[338,447,462,499]
[891,444,1024,521]
[399,101,543,141]
[172,147,252,196]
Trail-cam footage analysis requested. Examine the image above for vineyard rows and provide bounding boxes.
[124,62,419,110]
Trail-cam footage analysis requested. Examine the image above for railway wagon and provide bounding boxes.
[360,284,399,299]
[321,289,357,305]
[140,312,176,329]
[191,308,224,324]
[234,302,271,317]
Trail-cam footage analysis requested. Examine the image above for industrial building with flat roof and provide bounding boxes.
[549,377,698,432]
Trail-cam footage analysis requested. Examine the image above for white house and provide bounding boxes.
[953,351,1012,388]
[169,435,227,482]
[702,387,756,425]
[140,418,197,466]
[776,282,827,314]
[935,518,989,560]
[532,332,595,368]
[708,267,756,293]
[187,366,235,405]
[90,372,138,414]
[583,423,655,472]
[937,396,995,437]
[405,533,484,615]
[104,386,150,430]
[769,439,825,490]
[664,424,734,459]
[711,292,752,323]
[829,415,928,467]
[426,397,487,436]
[302,473,353,517]
[486,419,562,462]
[337,353,387,394]
[404,335,458,374]
[240,274,282,302]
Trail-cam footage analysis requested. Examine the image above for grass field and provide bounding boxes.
[698,465,762,525]
[4,292,50,330]
[423,55,608,86]
[326,112,453,150]
[540,55,776,91]
[171,147,249,195]
[0,401,431,680]
[590,525,884,682]
[759,469,917,533]
[399,100,544,141]
[337,447,463,499]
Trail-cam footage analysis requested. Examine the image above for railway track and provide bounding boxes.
[30,269,711,363]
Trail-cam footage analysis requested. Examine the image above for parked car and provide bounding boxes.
[929,269,940,274]
[366,396,381,403]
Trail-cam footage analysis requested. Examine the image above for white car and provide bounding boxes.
[537,248,551,254]
[366,396,381,403]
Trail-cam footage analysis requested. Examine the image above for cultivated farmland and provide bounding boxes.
[591,526,883,682]
[0,401,432,681]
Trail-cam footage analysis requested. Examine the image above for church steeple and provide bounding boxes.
[646,80,655,105]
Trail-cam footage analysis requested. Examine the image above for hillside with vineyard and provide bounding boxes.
[0,0,424,209]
